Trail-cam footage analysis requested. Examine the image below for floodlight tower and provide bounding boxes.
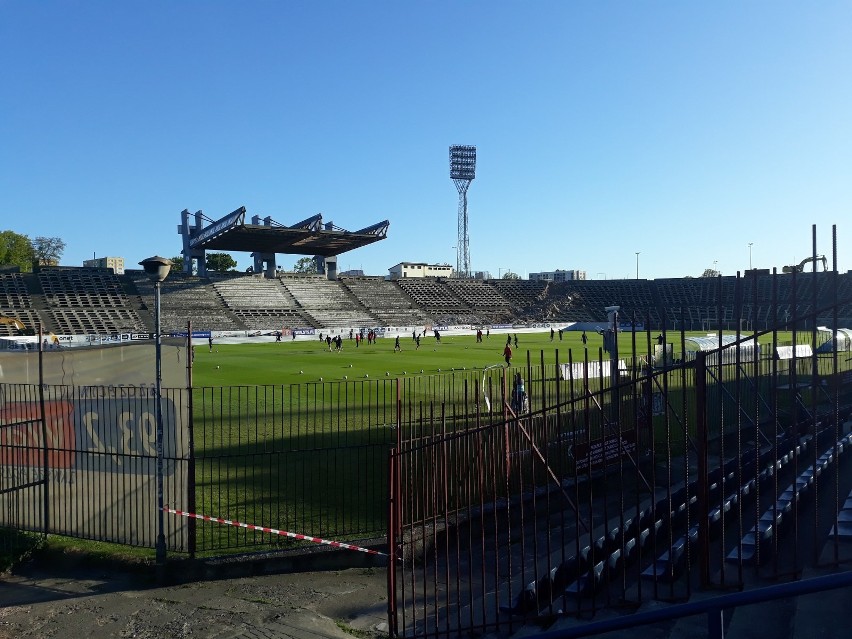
[450,145,476,278]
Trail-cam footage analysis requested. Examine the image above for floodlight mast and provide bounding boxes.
[450,145,476,278]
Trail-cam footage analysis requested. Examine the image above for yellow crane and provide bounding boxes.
[0,315,60,345]
[0,315,28,333]
[782,255,828,273]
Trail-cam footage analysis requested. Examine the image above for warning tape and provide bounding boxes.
[163,506,388,557]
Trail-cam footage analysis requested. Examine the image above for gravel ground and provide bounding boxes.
[0,553,389,639]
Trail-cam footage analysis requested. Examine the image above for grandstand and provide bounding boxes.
[339,276,431,327]
[0,267,850,335]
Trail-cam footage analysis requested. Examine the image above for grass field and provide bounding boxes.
[191,329,786,387]
[184,328,839,553]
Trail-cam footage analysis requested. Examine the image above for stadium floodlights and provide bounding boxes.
[450,145,477,181]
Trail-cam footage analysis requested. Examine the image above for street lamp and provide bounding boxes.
[748,242,753,270]
[139,255,172,571]
[635,252,640,280]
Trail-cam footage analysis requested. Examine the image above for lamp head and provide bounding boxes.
[139,256,172,283]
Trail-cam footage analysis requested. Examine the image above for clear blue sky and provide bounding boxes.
[2,1,850,279]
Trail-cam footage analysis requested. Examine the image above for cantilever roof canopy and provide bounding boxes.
[188,208,389,257]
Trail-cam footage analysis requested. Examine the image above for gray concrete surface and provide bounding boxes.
[0,550,389,639]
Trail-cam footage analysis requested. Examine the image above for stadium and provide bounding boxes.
[2,213,852,639]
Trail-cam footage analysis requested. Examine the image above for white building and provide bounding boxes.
[83,256,125,274]
[529,269,586,282]
[388,262,454,279]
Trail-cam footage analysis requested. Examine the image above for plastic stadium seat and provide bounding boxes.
[565,560,606,597]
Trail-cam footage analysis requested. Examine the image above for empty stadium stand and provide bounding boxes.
[212,274,313,329]
[0,268,849,335]
[279,275,379,328]
[339,277,431,327]
[395,278,482,325]
[129,270,244,332]
[39,268,147,334]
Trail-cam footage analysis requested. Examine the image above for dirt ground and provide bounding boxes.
[0,552,390,639]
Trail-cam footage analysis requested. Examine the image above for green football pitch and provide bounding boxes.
[190,329,802,387]
[192,330,622,386]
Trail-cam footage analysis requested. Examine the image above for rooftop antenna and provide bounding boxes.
[450,145,476,278]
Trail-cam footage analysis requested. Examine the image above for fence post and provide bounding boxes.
[38,322,50,535]
[187,320,196,558]
[387,448,398,638]
[696,351,710,588]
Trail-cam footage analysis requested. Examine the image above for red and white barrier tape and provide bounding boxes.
[163,506,387,557]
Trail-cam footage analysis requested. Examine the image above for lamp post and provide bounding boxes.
[713,260,718,275]
[748,242,753,270]
[139,256,172,572]
[635,252,640,280]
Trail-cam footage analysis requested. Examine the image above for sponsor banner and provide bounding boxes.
[0,344,187,387]
[574,428,637,473]
[169,330,210,339]
[0,391,189,547]
[1,321,572,351]
[559,360,630,381]
[0,397,180,472]
[619,322,645,331]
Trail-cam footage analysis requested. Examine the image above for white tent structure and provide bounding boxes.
[682,334,760,365]
[816,327,852,353]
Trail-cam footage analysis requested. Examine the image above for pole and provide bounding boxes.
[749,243,753,270]
[635,252,640,280]
[155,280,166,570]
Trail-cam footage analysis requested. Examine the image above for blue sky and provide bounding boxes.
[2,1,850,279]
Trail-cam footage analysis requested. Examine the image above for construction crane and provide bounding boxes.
[0,315,29,333]
[0,315,60,345]
[782,255,828,273]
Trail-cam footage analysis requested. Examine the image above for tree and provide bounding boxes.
[701,268,720,278]
[169,255,185,272]
[33,236,66,266]
[0,230,35,272]
[502,271,521,280]
[292,256,316,273]
[206,253,237,272]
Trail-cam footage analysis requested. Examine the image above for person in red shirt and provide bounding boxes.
[503,343,513,367]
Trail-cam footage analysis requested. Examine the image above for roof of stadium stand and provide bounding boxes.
[188,207,389,257]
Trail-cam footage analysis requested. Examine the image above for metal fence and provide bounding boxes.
[0,383,190,551]
[388,269,852,637]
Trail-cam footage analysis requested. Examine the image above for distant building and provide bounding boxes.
[339,269,365,277]
[83,256,125,274]
[388,262,454,279]
[529,269,586,282]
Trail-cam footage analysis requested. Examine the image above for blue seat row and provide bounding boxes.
[643,434,809,582]
[728,432,852,564]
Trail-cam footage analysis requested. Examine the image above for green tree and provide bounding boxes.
[701,268,720,278]
[33,236,66,266]
[502,270,521,280]
[169,255,185,272]
[0,230,35,272]
[206,253,237,272]
[293,256,316,273]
